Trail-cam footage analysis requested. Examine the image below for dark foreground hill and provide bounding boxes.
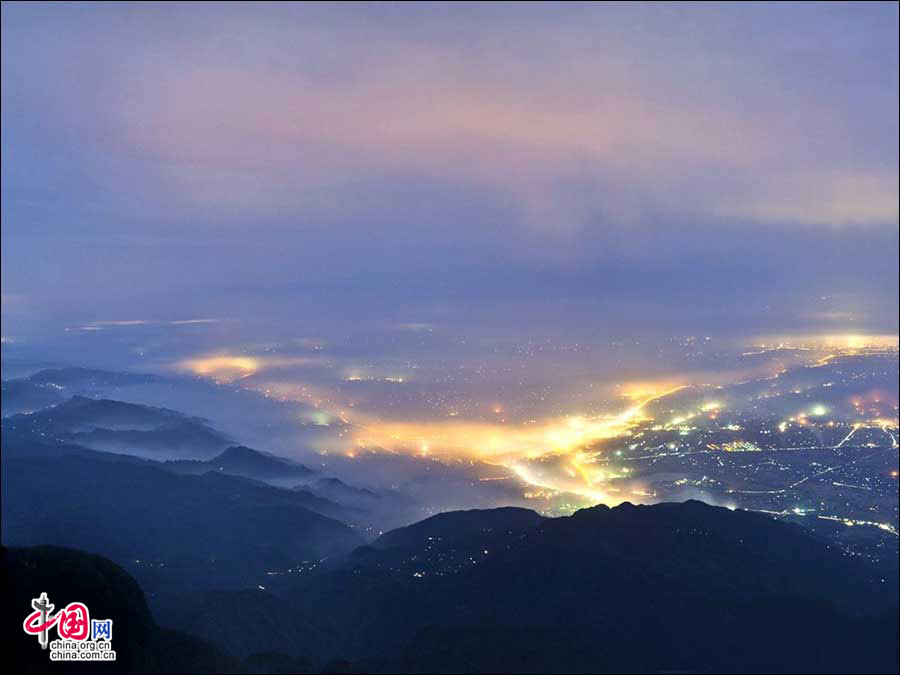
[4,545,238,673]
[177,501,899,673]
[1,452,364,607]
[4,498,898,673]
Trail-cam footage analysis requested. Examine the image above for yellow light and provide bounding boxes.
[178,355,259,380]
[621,380,686,401]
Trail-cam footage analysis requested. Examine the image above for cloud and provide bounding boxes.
[75,318,222,331]
[711,171,899,227]
[112,54,898,234]
[1,2,897,337]
[7,3,895,236]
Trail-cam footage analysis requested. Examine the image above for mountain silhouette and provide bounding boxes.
[1,378,65,416]
[167,445,316,482]
[3,392,897,673]
[1,450,363,608]
[245,501,897,672]
[3,395,231,458]
[4,545,238,673]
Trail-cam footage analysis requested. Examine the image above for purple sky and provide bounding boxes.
[2,2,898,351]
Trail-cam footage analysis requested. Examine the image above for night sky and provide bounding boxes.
[2,2,898,377]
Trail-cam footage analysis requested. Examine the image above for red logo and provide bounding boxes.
[24,594,103,646]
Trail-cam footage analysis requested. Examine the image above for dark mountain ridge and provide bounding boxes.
[167,444,315,482]
[2,395,231,458]
[273,501,898,671]
[1,451,364,608]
